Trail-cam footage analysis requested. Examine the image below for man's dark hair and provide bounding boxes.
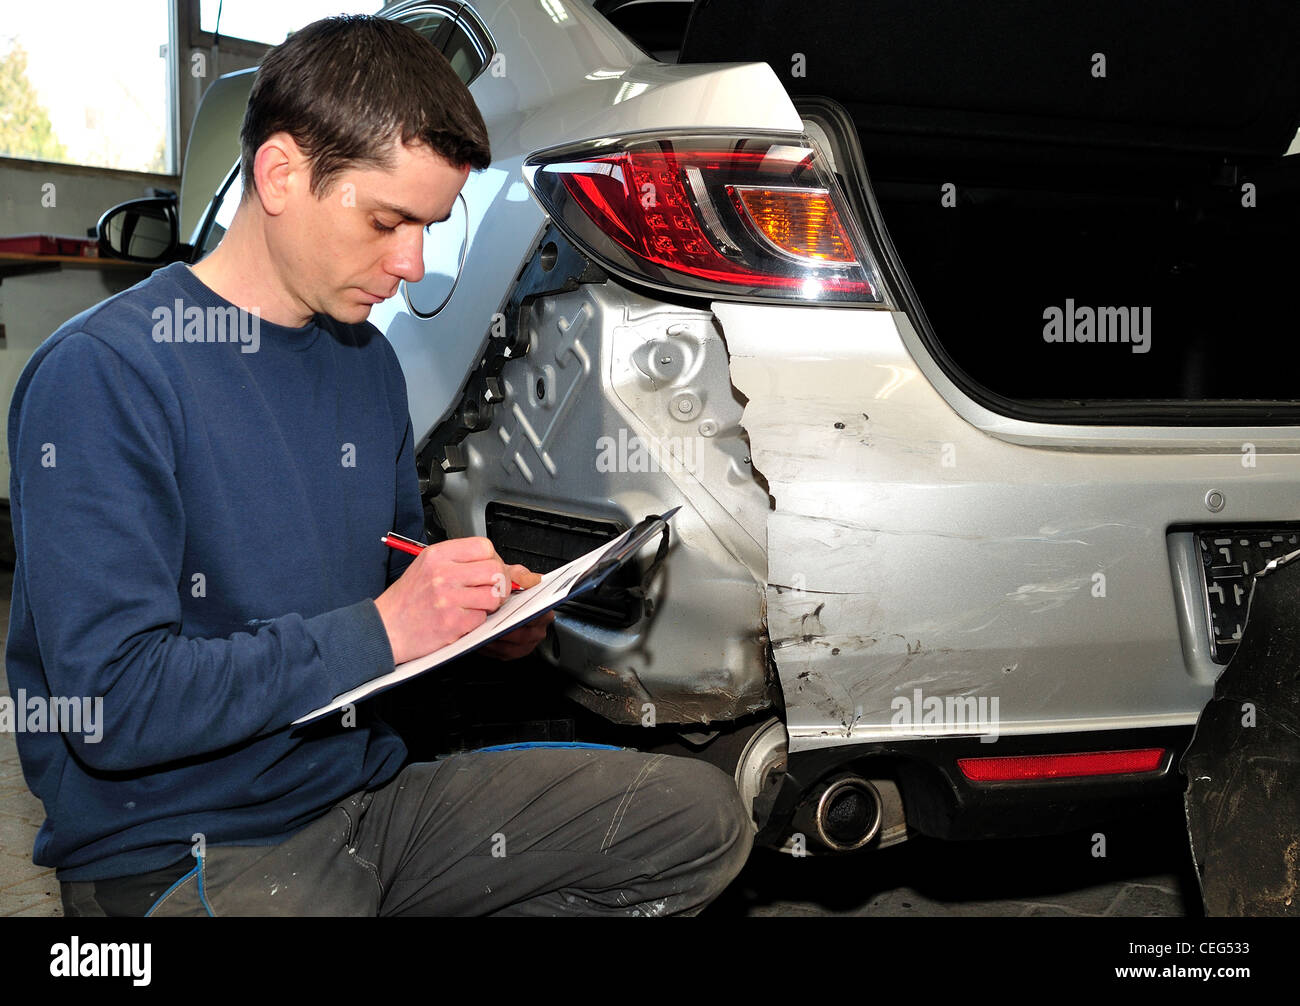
[239,14,492,200]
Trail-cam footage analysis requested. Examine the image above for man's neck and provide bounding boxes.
[190,214,313,328]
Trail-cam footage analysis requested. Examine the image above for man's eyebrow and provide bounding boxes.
[371,200,453,226]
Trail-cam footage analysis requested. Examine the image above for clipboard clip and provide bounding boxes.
[579,506,679,619]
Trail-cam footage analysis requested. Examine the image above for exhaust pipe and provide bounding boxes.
[794,773,884,852]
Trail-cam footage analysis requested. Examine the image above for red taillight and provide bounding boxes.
[957,748,1166,782]
[526,137,881,303]
[560,152,790,285]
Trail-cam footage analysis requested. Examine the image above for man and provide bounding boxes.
[6,14,752,916]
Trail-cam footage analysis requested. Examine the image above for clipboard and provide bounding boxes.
[292,506,679,726]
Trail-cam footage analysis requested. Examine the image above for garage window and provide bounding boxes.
[0,1,173,173]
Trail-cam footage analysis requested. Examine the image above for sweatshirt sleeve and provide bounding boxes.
[9,332,395,772]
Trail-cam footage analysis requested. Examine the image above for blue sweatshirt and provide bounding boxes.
[5,262,420,880]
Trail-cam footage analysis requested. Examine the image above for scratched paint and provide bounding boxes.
[716,301,1221,752]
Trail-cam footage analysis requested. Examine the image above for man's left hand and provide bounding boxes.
[481,565,555,661]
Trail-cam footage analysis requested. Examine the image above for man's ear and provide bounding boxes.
[252,132,307,216]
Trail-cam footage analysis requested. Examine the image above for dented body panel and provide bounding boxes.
[719,301,1300,751]
[437,280,773,724]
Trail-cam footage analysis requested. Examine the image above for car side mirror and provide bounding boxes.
[96,196,180,263]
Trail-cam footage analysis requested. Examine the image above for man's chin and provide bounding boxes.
[329,301,374,325]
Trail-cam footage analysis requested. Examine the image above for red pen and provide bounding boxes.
[381,531,523,591]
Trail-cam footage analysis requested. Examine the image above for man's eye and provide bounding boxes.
[372,219,397,233]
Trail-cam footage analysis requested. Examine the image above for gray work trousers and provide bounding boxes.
[59,747,754,916]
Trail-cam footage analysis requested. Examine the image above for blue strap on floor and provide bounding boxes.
[470,741,625,752]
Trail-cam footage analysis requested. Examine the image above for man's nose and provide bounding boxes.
[385,227,425,285]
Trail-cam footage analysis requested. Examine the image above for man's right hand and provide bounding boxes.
[374,536,510,665]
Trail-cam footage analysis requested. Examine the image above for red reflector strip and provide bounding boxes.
[957,748,1166,782]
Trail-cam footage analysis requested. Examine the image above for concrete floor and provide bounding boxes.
[0,564,1200,917]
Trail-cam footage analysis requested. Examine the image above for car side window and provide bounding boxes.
[397,6,452,38]
[391,2,494,84]
[443,27,482,81]
[442,16,492,83]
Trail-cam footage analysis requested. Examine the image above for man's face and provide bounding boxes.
[269,137,470,325]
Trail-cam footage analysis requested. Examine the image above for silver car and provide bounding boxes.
[100,0,1300,854]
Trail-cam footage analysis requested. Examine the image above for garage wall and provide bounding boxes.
[0,157,177,501]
